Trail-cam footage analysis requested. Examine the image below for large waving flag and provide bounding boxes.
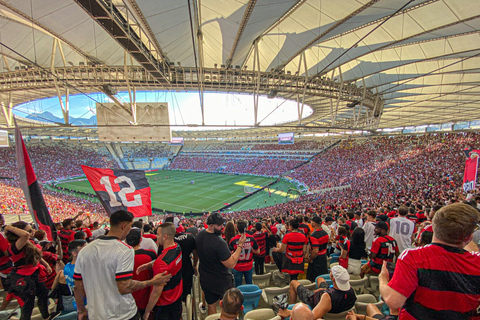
[463,150,480,192]
[15,123,56,241]
[81,165,152,217]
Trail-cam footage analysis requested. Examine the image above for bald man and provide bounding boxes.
[291,303,314,320]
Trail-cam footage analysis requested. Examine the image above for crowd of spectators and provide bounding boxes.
[170,155,304,176]
[121,144,173,158]
[0,143,117,183]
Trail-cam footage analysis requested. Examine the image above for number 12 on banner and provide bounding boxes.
[100,175,142,207]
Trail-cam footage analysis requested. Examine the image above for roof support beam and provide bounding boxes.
[74,0,170,85]
[253,40,260,126]
[124,51,137,124]
[332,67,344,126]
[297,52,307,125]
[226,0,257,68]
[0,92,13,127]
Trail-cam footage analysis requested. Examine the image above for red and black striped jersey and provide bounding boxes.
[299,223,310,236]
[0,234,12,275]
[309,229,329,256]
[58,229,75,260]
[253,231,267,257]
[282,231,307,263]
[133,249,156,310]
[389,243,480,320]
[153,243,182,306]
[370,235,398,273]
[230,234,259,272]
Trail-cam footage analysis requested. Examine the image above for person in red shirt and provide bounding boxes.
[144,222,183,320]
[229,220,259,287]
[306,217,329,282]
[5,222,54,319]
[58,218,76,263]
[272,219,308,281]
[125,228,157,318]
[75,220,93,241]
[252,222,269,275]
[380,203,480,320]
[360,221,399,278]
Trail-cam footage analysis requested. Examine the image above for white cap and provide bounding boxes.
[173,217,180,228]
[331,265,350,291]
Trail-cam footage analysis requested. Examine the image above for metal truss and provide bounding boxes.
[0,64,381,130]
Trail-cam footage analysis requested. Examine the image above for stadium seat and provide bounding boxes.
[327,257,332,268]
[185,294,193,320]
[253,272,272,289]
[302,282,317,291]
[316,274,333,288]
[272,271,290,287]
[323,307,356,320]
[364,276,380,298]
[265,264,278,274]
[355,294,384,315]
[329,262,339,268]
[244,308,280,320]
[237,284,263,314]
[330,256,339,264]
[349,278,367,295]
[262,286,289,306]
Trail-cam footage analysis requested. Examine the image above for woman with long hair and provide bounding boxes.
[224,221,236,245]
[347,228,367,275]
[5,221,52,320]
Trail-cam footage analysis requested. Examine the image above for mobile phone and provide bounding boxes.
[386,261,395,278]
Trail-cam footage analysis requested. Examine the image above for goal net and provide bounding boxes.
[244,185,261,194]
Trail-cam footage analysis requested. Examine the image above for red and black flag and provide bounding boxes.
[15,123,56,241]
[81,165,152,217]
[463,150,480,192]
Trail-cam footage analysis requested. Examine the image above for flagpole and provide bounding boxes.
[14,119,38,229]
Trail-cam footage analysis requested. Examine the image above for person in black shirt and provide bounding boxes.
[347,228,367,275]
[280,265,356,319]
[174,231,197,302]
[196,212,246,315]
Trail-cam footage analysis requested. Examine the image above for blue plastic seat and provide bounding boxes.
[315,274,333,288]
[237,284,262,314]
[330,256,339,264]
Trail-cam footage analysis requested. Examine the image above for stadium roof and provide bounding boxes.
[0,0,479,138]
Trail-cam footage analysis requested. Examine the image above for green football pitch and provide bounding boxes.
[56,170,299,213]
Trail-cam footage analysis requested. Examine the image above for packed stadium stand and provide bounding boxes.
[1,0,480,319]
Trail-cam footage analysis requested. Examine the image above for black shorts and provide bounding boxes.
[182,272,193,301]
[296,285,316,309]
[203,288,223,305]
[152,299,182,320]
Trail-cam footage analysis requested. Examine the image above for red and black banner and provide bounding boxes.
[15,124,56,241]
[81,165,152,217]
[463,150,480,192]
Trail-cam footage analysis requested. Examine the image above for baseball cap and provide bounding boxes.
[125,228,142,246]
[207,212,226,225]
[373,221,389,231]
[312,216,322,224]
[325,217,335,223]
[331,265,350,291]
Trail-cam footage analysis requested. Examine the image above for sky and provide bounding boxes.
[14,91,313,130]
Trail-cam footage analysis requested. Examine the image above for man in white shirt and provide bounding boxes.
[74,210,171,320]
[91,220,106,240]
[133,221,158,252]
[388,205,415,254]
[362,210,377,251]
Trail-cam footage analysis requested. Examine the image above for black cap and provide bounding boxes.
[207,212,226,225]
[373,221,389,231]
[125,228,142,246]
[312,216,322,224]
[325,217,335,223]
